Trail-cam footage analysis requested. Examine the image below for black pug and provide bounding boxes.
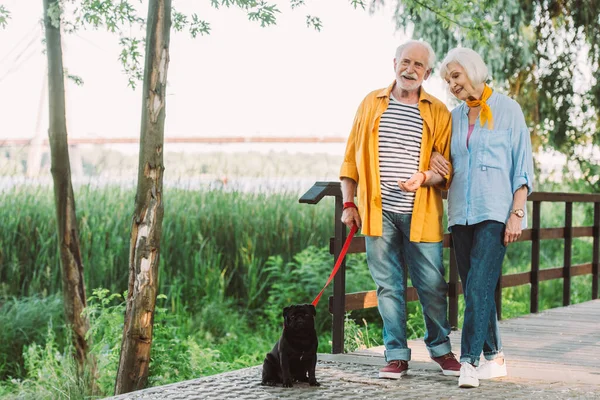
[261,304,320,388]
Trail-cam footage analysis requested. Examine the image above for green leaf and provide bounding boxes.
[0,5,10,29]
[306,15,322,31]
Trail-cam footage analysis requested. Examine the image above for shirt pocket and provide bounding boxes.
[477,128,511,170]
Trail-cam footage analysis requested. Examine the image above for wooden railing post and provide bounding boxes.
[530,201,541,313]
[448,240,459,329]
[331,193,347,354]
[593,202,599,300]
[563,202,573,306]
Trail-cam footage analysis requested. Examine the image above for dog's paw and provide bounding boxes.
[309,378,320,387]
[261,380,277,387]
[282,379,293,388]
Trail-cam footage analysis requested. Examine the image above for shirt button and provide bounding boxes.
[481,166,487,171]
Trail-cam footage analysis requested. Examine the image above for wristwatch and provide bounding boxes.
[510,209,525,218]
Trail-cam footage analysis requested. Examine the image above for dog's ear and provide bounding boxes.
[308,304,316,316]
[283,306,290,318]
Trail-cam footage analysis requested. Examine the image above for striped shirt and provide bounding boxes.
[378,96,423,214]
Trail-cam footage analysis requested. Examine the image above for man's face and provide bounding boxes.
[394,44,432,92]
[444,62,476,101]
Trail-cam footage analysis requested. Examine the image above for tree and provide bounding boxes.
[42,0,91,375]
[111,0,308,391]
[113,0,171,393]
[383,0,600,191]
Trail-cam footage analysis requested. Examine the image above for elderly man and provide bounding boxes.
[340,40,459,379]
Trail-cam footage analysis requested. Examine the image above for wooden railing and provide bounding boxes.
[299,182,600,354]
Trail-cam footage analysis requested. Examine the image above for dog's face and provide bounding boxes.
[283,304,316,332]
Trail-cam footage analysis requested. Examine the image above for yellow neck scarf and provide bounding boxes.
[466,84,493,130]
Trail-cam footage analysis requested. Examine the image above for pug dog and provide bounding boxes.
[261,304,320,388]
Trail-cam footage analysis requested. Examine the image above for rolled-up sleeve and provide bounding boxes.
[339,101,364,183]
[511,104,534,195]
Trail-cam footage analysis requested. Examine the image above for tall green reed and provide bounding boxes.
[0,185,334,310]
[0,295,65,380]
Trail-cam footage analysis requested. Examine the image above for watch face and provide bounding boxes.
[514,209,524,218]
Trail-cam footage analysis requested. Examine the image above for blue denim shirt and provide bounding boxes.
[448,91,534,229]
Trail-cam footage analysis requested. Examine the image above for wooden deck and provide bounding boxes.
[322,299,600,386]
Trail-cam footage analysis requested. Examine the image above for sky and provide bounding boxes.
[0,0,451,150]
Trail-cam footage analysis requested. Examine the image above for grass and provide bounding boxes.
[0,185,335,306]
[0,296,66,381]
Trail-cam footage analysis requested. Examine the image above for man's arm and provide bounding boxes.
[421,170,444,186]
[341,177,357,203]
[341,177,361,229]
[400,105,452,192]
[340,97,368,230]
[431,106,453,190]
[397,169,443,192]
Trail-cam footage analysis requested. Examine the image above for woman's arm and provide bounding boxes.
[504,185,528,245]
[505,102,535,245]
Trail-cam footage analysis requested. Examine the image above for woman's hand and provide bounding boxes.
[398,172,426,192]
[504,214,522,246]
[429,152,450,176]
[341,207,361,230]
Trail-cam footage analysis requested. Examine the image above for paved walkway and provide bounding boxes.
[109,300,600,399]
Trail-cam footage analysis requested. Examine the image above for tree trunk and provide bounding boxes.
[114,0,171,394]
[42,0,90,373]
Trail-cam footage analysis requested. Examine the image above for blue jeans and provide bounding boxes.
[365,211,452,362]
[451,221,506,366]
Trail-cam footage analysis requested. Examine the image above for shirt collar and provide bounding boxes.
[377,81,434,104]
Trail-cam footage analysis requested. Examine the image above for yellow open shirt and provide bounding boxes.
[340,82,452,242]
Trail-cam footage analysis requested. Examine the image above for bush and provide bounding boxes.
[0,295,65,381]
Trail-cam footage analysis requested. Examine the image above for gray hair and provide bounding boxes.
[395,40,436,69]
[439,47,489,85]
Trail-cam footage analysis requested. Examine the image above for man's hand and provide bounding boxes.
[504,214,522,246]
[429,152,450,177]
[398,172,426,192]
[342,207,361,230]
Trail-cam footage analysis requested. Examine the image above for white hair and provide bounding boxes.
[395,40,436,69]
[439,47,489,85]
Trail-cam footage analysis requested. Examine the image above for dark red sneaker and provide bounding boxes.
[379,360,408,379]
[432,352,461,376]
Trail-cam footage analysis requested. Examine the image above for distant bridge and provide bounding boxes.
[0,136,348,146]
[1,136,348,177]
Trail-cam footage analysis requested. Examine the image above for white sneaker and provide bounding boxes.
[477,358,507,379]
[458,362,479,388]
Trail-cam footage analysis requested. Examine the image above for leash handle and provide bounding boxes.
[311,224,358,307]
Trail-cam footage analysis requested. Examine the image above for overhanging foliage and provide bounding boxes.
[383,0,600,190]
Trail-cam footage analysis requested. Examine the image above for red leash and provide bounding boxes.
[311,224,358,306]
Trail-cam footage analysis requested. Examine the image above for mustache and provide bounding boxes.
[401,72,418,80]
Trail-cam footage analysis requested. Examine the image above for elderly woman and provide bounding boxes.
[430,48,534,388]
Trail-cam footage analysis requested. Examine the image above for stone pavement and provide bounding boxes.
[108,360,599,400]
[108,301,600,399]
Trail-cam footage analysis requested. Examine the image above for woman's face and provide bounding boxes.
[444,62,477,101]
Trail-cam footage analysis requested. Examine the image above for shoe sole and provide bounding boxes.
[459,381,480,388]
[442,369,461,377]
[478,364,507,380]
[379,370,407,379]
[479,371,507,380]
